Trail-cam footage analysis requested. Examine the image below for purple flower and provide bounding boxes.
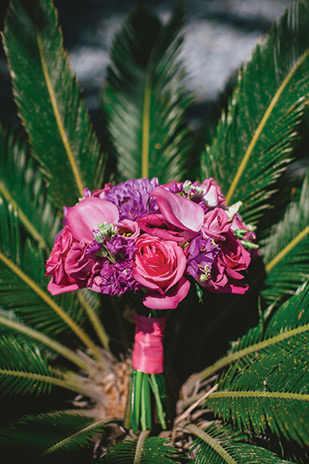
[106,236,137,260]
[88,259,140,295]
[104,178,159,221]
[85,240,102,256]
[186,235,219,282]
[87,235,139,295]
[82,188,93,198]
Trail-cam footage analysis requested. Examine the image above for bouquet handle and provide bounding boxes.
[127,314,167,433]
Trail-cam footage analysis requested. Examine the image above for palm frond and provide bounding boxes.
[0,334,102,405]
[202,0,309,226]
[43,416,110,457]
[188,422,294,464]
[226,282,309,368]
[0,309,91,372]
[77,289,109,350]
[103,2,192,182]
[0,413,110,463]
[2,0,106,206]
[206,337,309,446]
[260,170,309,302]
[185,282,309,392]
[101,431,188,463]
[0,122,109,350]
[0,195,101,358]
[0,335,79,397]
[0,124,60,250]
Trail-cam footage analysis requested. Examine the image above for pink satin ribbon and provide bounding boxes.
[132,314,166,374]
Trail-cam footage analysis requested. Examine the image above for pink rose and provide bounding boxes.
[45,226,83,295]
[201,178,226,208]
[67,197,119,242]
[65,240,95,281]
[202,208,231,242]
[133,234,190,309]
[221,231,251,279]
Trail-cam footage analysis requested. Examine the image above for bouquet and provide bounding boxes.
[45,176,256,432]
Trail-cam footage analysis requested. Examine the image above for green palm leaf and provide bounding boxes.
[0,124,109,350]
[0,124,60,250]
[182,282,309,403]
[0,195,101,359]
[0,335,80,397]
[103,2,192,182]
[77,289,109,350]
[260,171,309,302]
[0,309,91,371]
[101,431,188,463]
[202,0,309,226]
[2,0,105,206]
[188,422,295,464]
[0,413,110,463]
[206,337,309,446]
[226,282,309,368]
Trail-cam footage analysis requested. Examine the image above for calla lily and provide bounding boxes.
[67,197,119,242]
[151,186,204,233]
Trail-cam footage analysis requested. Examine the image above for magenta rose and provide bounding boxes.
[45,226,83,295]
[204,231,251,294]
[205,255,249,294]
[202,208,231,242]
[221,231,251,279]
[201,178,226,208]
[133,234,190,309]
[65,240,95,281]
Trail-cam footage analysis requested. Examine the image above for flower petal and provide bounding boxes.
[67,198,119,241]
[47,278,80,295]
[143,277,191,309]
[151,186,204,232]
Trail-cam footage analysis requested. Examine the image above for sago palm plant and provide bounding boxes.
[0,0,308,462]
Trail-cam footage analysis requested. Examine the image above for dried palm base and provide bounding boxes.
[171,373,219,456]
[62,349,134,457]
[176,372,219,419]
[70,349,132,420]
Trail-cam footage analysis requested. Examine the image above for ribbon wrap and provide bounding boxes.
[132,314,166,374]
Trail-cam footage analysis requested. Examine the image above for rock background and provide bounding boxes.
[0,0,291,132]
